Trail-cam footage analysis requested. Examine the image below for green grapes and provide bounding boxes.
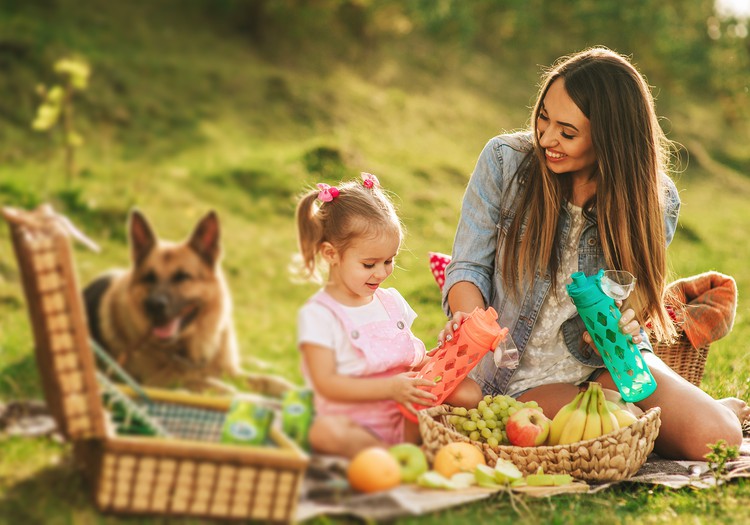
[447,394,544,448]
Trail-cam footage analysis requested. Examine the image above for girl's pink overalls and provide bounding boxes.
[307,289,426,445]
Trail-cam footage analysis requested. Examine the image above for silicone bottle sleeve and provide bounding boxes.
[566,269,657,402]
[399,307,508,423]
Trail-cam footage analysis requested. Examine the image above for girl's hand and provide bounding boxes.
[436,311,471,348]
[582,301,643,351]
[388,372,438,406]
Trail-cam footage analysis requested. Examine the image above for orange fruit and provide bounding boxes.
[432,442,486,478]
[347,447,402,493]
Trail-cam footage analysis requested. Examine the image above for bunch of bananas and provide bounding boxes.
[547,382,639,446]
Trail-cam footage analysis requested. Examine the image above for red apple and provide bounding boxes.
[505,407,551,446]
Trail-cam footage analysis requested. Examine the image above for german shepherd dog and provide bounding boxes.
[83,210,294,396]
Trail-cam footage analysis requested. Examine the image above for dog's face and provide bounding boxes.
[125,210,227,351]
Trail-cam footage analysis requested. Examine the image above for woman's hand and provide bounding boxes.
[387,372,438,406]
[616,306,643,344]
[582,301,643,351]
[436,311,471,348]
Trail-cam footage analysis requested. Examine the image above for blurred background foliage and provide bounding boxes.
[1,0,749,151]
[0,0,748,390]
[1,1,750,522]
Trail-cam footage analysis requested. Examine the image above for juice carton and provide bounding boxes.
[220,399,274,446]
[281,388,314,451]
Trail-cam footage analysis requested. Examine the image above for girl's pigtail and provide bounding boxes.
[295,190,324,282]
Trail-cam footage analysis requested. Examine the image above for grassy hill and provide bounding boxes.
[0,1,749,523]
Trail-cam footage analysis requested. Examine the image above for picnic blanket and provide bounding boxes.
[297,436,750,522]
[665,271,738,348]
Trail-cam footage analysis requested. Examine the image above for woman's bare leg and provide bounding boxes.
[516,354,746,461]
[718,397,750,423]
[517,383,582,419]
[444,377,483,409]
[595,353,744,460]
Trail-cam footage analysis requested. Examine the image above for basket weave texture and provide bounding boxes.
[75,426,304,521]
[653,328,709,386]
[419,404,661,481]
[6,208,104,440]
[4,206,307,523]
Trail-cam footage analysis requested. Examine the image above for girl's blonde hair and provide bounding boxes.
[503,47,677,341]
[294,176,403,283]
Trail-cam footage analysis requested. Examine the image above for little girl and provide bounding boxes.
[295,173,482,458]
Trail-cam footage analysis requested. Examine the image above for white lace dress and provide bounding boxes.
[505,202,595,397]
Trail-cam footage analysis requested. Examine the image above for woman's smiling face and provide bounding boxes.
[536,78,598,180]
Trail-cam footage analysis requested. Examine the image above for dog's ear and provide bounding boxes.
[188,211,221,267]
[129,209,157,266]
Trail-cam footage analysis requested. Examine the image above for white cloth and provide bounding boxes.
[297,287,422,376]
[506,202,596,397]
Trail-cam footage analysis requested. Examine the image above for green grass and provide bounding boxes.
[1,1,749,523]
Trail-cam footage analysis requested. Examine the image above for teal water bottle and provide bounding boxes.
[566,269,656,402]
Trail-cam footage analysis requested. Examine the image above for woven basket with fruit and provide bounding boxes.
[418,382,661,482]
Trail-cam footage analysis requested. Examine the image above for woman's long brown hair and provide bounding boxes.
[502,47,677,341]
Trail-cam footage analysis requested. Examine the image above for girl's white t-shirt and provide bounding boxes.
[297,287,422,376]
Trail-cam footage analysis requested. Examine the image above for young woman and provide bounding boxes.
[440,47,748,460]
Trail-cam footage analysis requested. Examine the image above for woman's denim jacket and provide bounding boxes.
[443,132,681,396]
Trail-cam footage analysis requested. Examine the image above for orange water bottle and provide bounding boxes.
[400,307,509,423]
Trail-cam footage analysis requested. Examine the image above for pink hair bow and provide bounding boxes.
[317,183,340,202]
[361,172,380,189]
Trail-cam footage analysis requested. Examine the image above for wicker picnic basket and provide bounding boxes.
[653,330,709,387]
[419,404,661,482]
[417,317,710,482]
[3,205,308,523]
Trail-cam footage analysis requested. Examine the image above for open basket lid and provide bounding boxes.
[3,205,106,440]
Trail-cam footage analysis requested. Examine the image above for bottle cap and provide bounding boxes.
[462,307,507,349]
[566,269,606,308]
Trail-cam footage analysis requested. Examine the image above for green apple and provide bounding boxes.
[525,472,573,486]
[474,464,503,488]
[417,470,454,489]
[493,459,523,484]
[388,443,429,483]
[450,472,477,489]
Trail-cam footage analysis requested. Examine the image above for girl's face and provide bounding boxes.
[325,231,400,306]
[536,78,598,181]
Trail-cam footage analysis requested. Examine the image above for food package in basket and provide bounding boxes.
[399,307,509,423]
[220,399,275,446]
[418,403,661,482]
